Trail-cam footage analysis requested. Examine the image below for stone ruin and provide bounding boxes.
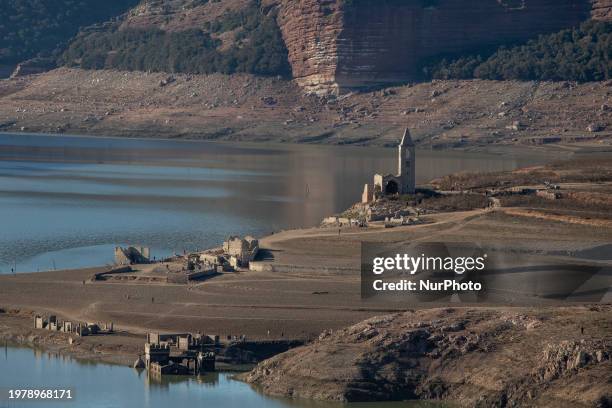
[190,236,259,273]
[365,128,416,202]
[34,314,113,337]
[114,246,151,265]
[223,236,259,268]
[102,237,260,285]
[341,128,421,226]
[322,130,421,226]
[142,332,217,376]
[321,216,363,227]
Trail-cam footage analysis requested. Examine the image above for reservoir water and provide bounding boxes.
[0,346,445,408]
[0,134,561,406]
[0,133,559,273]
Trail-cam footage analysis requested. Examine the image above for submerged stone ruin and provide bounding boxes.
[142,332,217,376]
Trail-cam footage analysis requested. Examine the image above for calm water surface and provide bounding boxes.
[0,346,447,408]
[0,133,559,273]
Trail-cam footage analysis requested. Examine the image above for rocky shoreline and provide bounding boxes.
[243,306,611,407]
[6,299,610,407]
[0,309,303,369]
[0,310,142,366]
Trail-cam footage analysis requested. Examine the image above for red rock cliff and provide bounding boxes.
[278,0,597,94]
[278,0,344,94]
[592,0,612,20]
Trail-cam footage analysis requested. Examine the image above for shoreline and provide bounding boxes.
[4,303,610,407]
[0,311,141,367]
[2,68,611,150]
[0,309,301,371]
[0,129,590,159]
[0,151,610,404]
[1,204,610,369]
[0,129,591,278]
[1,166,611,362]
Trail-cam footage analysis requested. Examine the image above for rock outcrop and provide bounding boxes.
[277,0,596,94]
[592,0,612,20]
[245,307,611,406]
[278,0,344,95]
[120,0,250,31]
[10,58,56,78]
[52,0,612,94]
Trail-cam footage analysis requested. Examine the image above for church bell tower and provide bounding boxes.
[398,128,415,194]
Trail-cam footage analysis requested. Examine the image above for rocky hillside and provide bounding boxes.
[1,68,610,147]
[0,0,139,66]
[61,0,289,77]
[428,20,611,82]
[1,1,610,147]
[120,0,258,32]
[245,306,611,406]
[40,0,612,92]
[4,0,612,90]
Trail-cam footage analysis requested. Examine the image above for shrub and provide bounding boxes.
[61,0,291,77]
[0,0,139,65]
[427,20,611,82]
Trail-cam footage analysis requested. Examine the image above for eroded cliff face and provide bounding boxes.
[592,0,612,20]
[278,0,597,94]
[278,0,344,94]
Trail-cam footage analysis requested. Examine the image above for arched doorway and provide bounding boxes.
[385,180,399,195]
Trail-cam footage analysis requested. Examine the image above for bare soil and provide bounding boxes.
[0,159,609,406]
[0,309,142,366]
[1,205,609,361]
[245,306,611,407]
[1,68,610,148]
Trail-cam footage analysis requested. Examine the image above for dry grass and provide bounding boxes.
[432,157,612,191]
[500,195,612,219]
[418,193,489,211]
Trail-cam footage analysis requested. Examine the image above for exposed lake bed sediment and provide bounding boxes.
[2,200,611,406]
[1,68,611,148]
[0,133,610,407]
[0,132,561,273]
[244,306,611,407]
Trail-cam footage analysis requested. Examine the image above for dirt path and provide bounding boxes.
[261,209,489,248]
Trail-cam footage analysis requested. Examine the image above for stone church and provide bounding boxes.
[362,128,415,203]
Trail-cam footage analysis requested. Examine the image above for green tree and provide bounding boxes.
[0,0,139,64]
[427,20,611,82]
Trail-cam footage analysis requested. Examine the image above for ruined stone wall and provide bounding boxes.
[224,238,248,257]
[278,0,595,94]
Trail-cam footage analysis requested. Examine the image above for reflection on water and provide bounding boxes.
[0,133,558,273]
[0,346,447,408]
